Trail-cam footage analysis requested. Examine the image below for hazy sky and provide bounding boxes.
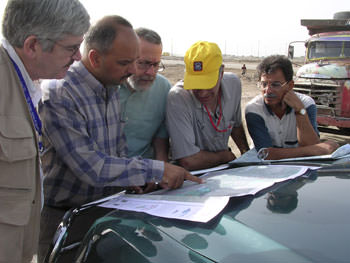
[1,0,349,57]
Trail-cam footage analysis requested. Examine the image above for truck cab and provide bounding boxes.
[289,12,350,130]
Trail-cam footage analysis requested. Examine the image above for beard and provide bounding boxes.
[127,75,155,91]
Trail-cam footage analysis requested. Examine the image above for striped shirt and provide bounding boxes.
[40,61,164,208]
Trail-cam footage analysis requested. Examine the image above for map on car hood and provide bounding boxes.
[98,165,309,222]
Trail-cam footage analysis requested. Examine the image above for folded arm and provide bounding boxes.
[245,110,338,160]
[283,91,319,146]
[264,140,339,160]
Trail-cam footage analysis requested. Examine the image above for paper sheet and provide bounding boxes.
[98,165,309,222]
[99,195,229,223]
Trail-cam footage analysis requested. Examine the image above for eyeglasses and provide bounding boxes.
[46,39,81,57]
[136,60,165,72]
[257,81,289,90]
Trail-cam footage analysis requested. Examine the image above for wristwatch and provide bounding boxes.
[296,108,306,115]
[257,148,269,160]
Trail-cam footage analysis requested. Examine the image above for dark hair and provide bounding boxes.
[135,27,162,45]
[2,0,90,51]
[267,192,298,214]
[84,15,133,54]
[257,55,293,81]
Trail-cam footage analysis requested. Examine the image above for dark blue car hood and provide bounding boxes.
[76,168,350,263]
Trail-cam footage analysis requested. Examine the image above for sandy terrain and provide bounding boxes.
[161,57,349,157]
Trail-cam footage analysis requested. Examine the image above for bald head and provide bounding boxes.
[83,15,133,55]
[82,15,139,86]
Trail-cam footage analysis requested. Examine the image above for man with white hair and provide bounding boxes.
[0,0,90,262]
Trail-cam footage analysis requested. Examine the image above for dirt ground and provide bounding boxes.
[161,57,349,157]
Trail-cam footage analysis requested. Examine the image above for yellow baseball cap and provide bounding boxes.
[184,41,223,90]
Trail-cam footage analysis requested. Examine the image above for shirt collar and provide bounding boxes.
[119,82,134,95]
[189,78,227,110]
[220,75,231,103]
[74,61,118,100]
[2,38,42,106]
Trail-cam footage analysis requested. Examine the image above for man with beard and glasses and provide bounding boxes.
[38,16,202,260]
[245,55,338,160]
[166,41,250,171]
[0,0,90,262]
[118,28,171,163]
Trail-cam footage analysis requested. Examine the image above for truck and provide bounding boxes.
[288,11,350,131]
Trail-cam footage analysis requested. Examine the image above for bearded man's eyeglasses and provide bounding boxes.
[136,60,165,72]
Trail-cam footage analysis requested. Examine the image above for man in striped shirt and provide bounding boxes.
[38,15,202,260]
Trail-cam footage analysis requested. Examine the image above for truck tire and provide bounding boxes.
[333,11,350,20]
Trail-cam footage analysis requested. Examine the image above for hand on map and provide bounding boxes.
[161,163,204,189]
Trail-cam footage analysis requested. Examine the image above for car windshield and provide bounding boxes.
[308,40,350,59]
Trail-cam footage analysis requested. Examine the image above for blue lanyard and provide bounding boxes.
[9,56,44,153]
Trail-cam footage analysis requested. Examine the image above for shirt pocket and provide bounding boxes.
[0,116,37,225]
[0,116,37,189]
[0,116,37,161]
[0,187,32,225]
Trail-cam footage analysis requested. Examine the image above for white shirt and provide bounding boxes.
[1,39,42,106]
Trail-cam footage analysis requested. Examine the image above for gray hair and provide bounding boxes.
[135,27,162,45]
[2,0,90,51]
[84,15,133,54]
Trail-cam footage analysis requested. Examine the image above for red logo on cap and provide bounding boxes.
[193,61,203,71]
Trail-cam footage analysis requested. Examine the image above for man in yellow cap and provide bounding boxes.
[166,41,249,171]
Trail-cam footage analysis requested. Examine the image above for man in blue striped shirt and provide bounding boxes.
[38,15,202,260]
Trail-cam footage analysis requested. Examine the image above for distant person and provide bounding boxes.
[0,0,90,262]
[245,55,338,160]
[39,15,202,260]
[166,41,249,171]
[241,63,247,76]
[119,28,171,162]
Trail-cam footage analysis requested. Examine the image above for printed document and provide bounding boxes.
[99,165,309,222]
